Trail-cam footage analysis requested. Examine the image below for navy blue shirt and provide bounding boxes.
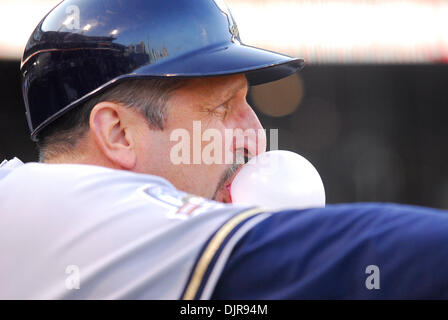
[211,203,448,299]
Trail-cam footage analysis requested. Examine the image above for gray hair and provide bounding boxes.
[37,78,186,162]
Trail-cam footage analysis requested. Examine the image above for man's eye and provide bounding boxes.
[211,104,229,119]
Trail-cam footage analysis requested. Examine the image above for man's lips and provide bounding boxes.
[226,184,232,203]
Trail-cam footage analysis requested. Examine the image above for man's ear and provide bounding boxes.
[89,102,137,170]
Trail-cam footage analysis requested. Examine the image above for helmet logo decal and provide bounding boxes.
[212,0,240,43]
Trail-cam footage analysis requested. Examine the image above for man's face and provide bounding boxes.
[135,74,266,202]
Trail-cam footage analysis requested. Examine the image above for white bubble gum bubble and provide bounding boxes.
[230,150,326,211]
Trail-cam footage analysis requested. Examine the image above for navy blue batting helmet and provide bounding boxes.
[21,0,304,141]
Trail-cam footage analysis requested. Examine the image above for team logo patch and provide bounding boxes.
[142,185,224,220]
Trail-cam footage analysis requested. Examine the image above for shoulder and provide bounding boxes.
[211,203,448,299]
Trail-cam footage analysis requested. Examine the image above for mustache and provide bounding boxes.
[212,162,243,201]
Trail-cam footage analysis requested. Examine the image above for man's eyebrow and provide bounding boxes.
[219,77,248,102]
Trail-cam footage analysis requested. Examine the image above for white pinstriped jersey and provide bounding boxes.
[0,159,269,299]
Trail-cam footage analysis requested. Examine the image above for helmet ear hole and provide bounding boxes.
[21,0,304,140]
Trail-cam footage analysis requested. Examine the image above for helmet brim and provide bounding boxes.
[133,42,305,85]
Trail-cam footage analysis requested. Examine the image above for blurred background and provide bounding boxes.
[1,0,448,208]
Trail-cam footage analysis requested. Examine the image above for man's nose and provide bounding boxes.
[230,101,267,159]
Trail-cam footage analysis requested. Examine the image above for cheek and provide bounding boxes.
[203,123,232,160]
[200,125,230,197]
[134,128,172,173]
[176,128,229,197]
[140,116,230,197]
